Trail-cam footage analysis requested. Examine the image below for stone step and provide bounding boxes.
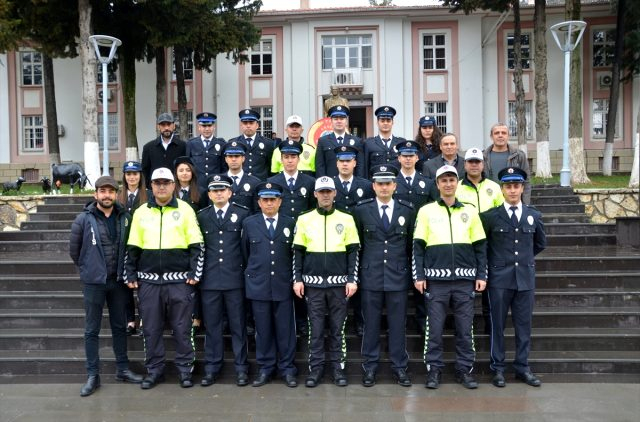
[36,203,85,213]
[0,240,68,253]
[0,230,71,241]
[545,234,616,247]
[530,195,581,205]
[0,261,76,275]
[531,185,574,196]
[29,212,81,222]
[542,213,591,224]
[544,223,615,235]
[41,196,92,205]
[536,255,640,272]
[536,271,640,289]
[20,221,74,231]
[0,275,80,291]
[533,204,586,214]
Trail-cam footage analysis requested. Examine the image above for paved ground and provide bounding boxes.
[1,382,638,421]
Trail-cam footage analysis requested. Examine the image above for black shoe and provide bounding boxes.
[455,371,478,389]
[252,372,271,387]
[236,371,249,387]
[332,368,348,387]
[140,373,164,390]
[305,370,323,388]
[126,325,137,336]
[515,371,541,387]
[425,369,441,389]
[361,370,376,387]
[492,371,506,388]
[200,372,217,387]
[283,374,297,388]
[80,375,100,397]
[393,369,412,387]
[179,372,194,388]
[115,369,143,384]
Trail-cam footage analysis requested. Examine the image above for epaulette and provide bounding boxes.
[396,198,415,209]
[230,201,249,210]
[524,204,540,211]
[197,205,212,214]
[355,198,375,207]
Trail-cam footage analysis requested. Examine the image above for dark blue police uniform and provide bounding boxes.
[362,106,403,177]
[223,141,261,213]
[315,105,364,178]
[186,112,225,191]
[230,109,275,181]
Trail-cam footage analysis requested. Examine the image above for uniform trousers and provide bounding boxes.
[138,282,195,375]
[83,278,130,375]
[252,299,297,376]
[360,289,409,372]
[201,288,249,374]
[305,286,348,372]
[424,279,475,373]
[488,287,535,373]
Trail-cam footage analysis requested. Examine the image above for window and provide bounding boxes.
[172,50,193,80]
[592,99,619,138]
[507,33,531,70]
[21,51,43,85]
[592,29,615,67]
[253,106,273,139]
[250,40,272,75]
[173,110,194,138]
[422,34,447,70]
[22,115,44,151]
[508,100,533,139]
[322,35,372,70]
[96,62,118,83]
[97,113,119,150]
[424,101,448,132]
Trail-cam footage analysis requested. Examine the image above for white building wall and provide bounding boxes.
[0,54,10,162]
[379,18,408,136]
[214,56,242,140]
[52,56,84,162]
[134,60,157,155]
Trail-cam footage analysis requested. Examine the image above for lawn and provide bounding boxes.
[531,174,634,189]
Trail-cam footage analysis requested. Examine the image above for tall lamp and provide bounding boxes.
[89,35,121,176]
[550,20,586,187]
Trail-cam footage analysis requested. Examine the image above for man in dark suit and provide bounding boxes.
[315,105,364,178]
[353,165,415,388]
[223,141,260,214]
[421,133,465,180]
[241,182,298,388]
[197,174,251,388]
[186,112,225,191]
[141,113,186,188]
[333,145,375,214]
[362,106,404,177]
[228,109,275,181]
[480,167,546,388]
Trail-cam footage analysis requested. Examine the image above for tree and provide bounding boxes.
[566,0,590,184]
[533,0,551,178]
[369,0,394,5]
[620,0,640,188]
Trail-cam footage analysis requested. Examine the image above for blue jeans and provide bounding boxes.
[83,279,130,375]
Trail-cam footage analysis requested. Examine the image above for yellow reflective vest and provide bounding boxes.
[456,176,504,213]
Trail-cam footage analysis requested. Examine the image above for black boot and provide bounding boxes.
[80,374,100,397]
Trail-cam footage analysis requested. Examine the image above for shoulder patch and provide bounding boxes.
[396,199,415,209]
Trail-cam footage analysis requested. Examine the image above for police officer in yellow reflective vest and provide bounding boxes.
[124,167,205,390]
[413,165,487,390]
[293,176,360,388]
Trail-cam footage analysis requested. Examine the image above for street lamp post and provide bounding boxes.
[89,35,121,176]
[550,20,586,187]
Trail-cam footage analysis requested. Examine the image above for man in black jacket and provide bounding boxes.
[69,176,143,397]
[141,113,186,187]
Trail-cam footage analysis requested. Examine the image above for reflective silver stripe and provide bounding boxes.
[301,275,348,284]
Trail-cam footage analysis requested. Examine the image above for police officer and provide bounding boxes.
[241,182,298,388]
[333,145,375,214]
[271,115,316,176]
[229,109,275,181]
[315,105,364,178]
[293,176,360,388]
[124,168,205,389]
[186,112,225,191]
[413,165,487,390]
[353,165,414,388]
[362,106,404,177]
[223,141,261,214]
[267,140,316,219]
[197,174,251,387]
[457,147,504,334]
[480,167,546,388]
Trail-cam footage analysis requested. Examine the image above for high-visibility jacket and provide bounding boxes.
[413,198,486,282]
[293,207,360,287]
[125,197,204,284]
[456,176,504,213]
[271,138,316,175]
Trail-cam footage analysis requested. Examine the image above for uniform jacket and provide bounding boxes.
[394,172,437,211]
[315,133,364,178]
[69,201,130,285]
[230,134,275,181]
[456,176,504,213]
[480,204,546,291]
[141,136,186,188]
[124,196,204,284]
[353,198,415,291]
[483,144,532,204]
[198,203,250,290]
[241,213,296,301]
[177,187,209,212]
[293,207,360,287]
[333,175,375,213]
[422,154,466,180]
[267,172,316,218]
[186,136,226,190]
[413,199,487,282]
[229,173,261,213]
[362,135,403,177]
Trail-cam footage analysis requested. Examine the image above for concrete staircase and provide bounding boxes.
[0,190,638,384]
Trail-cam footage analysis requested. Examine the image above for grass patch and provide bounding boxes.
[532,174,633,189]
[1,183,93,196]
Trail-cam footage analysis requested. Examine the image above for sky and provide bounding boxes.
[259,0,436,11]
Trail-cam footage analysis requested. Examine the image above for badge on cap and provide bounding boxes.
[244,110,250,115]
[266,183,272,189]
[384,107,389,112]
[508,168,514,173]
[337,106,342,111]
[128,162,133,166]
[380,166,387,172]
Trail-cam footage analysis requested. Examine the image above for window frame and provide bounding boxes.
[422,33,447,71]
[250,39,273,76]
[97,112,120,151]
[22,115,45,152]
[20,51,43,86]
[171,49,194,81]
[321,34,373,70]
[592,28,615,68]
[424,101,448,133]
[591,98,620,139]
[506,32,532,70]
[507,100,533,140]
[253,105,273,139]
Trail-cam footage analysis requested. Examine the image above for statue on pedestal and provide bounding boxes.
[323,86,349,117]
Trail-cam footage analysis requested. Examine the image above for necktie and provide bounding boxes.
[181,188,188,200]
[405,176,412,186]
[381,205,390,231]
[232,176,239,187]
[217,209,224,222]
[342,180,349,192]
[267,217,275,239]
[509,206,519,226]
[246,137,253,148]
[127,193,135,210]
[203,139,210,149]
[383,138,390,149]
[337,136,343,145]
[288,177,295,191]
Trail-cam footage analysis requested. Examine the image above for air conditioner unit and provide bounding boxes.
[598,74,613,90]
[335,72,353,85]
[98,89,114,103]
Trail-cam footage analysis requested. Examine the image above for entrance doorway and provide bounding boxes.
[349,106,368,139]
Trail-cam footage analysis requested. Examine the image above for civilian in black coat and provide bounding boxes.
[421,133,465,180]
[141,113,186,188]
